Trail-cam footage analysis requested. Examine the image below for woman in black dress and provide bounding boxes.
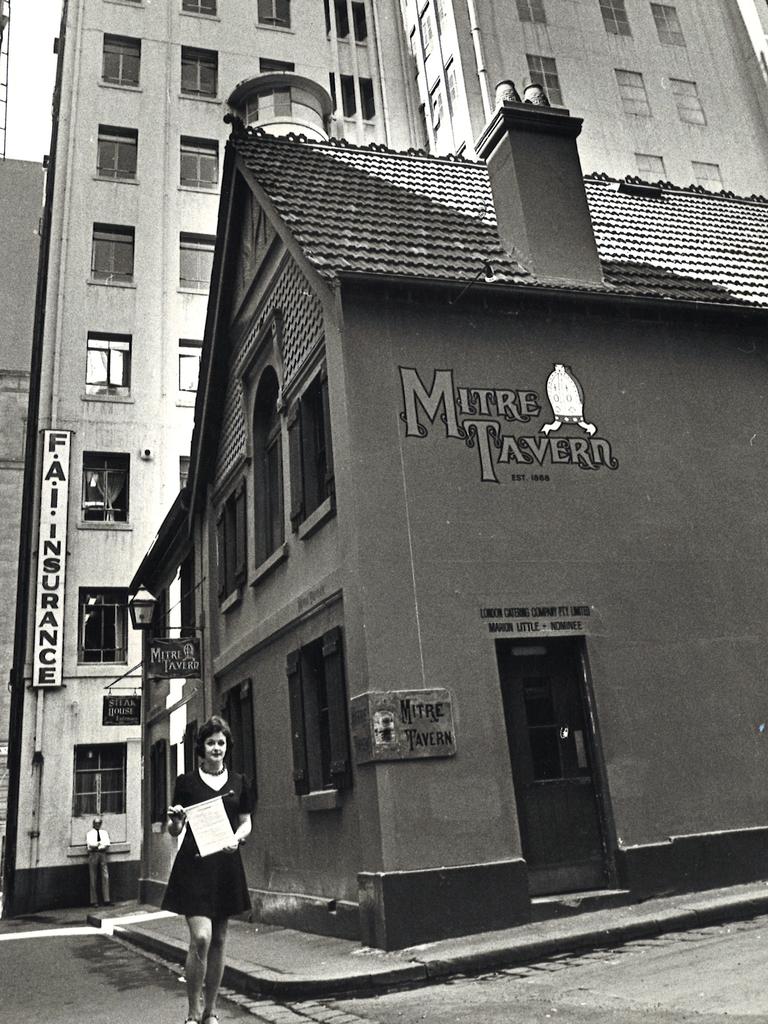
[164,716,253,1024]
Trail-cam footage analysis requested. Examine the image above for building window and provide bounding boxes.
[82,452,129,522]
[102,35,140,87]
[287,628,351,794]
[352,1,368,41]
[91,224,135,283]
[181,46,217,97]
[73,744,126,816]
[180,137,218,188]
[253,367,284,565]
[258,0,290,27]
[333,0,350,36]
[430,81,444,128]
[216,481,247,599]
[616,69,651,116]
[78,588,128,663]
[288,369,334,530]
[222,681,257,793]
[179,339,202,392]
[180,456,190,488]
[183,719,198,774]
[651,3,685,45]
[97,125,138,179]
[670,78,706,125]
[86,333,131,396]
[692,160,723,190]
[149,740,167,823]
[179,234,215,290]
[259,57,295,72]
[525,54,563,106]
[245,87,292,123]
[182,0,217,13]
[360,77,375,119]
[599,0,631,35]
[516,0,546,24]
[331,73,356,116]
[420,6,435,59]
[635,152,665,178]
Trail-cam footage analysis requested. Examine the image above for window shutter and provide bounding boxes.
[322,626,352,790]
[216,510,226,598]
[239,679,257,800]
[234,481,247,584]
[320,367,335,502]
[287,402,304,532]
[286,650,309,794]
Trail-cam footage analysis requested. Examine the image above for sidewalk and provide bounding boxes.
[76,880,768,998]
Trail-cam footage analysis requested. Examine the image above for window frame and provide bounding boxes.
[222,680,258,797]
[650,3,685,46]
[257,0,291,28]
[85,332,131,396]
[253,367,285,567]
[179,338,203,392]
[96,125,138,180]
[216,480,248,601]
[180,136,218,189]
[516,0,546,24]
[288,367,335,532]
[616,68,651,117]
[691,160,723,190]
[287,628,352,795]
[179,233,216,291]
[670,77,706,125]
[180,45,218,98]
[73,743,127,817]
[82,451,130,523]
[182,0,217,13]
[635,152,666,178]
[599,0,631,36]
[525,54,563,107]
[78,588,129,664]
[102,34,141,87]
[91,223,135,283]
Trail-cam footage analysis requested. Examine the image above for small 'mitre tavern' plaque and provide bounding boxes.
[351,689,456,764]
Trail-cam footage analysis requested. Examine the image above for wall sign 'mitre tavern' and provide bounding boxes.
[399,364,619,483]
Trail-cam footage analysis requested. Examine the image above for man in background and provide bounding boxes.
[85,815,112,907]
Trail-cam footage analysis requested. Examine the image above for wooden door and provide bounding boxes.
[497,638,608,895]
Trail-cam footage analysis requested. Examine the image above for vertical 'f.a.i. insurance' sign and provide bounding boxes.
[32,430,72,688]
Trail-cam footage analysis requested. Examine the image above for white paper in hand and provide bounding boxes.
[184,794,235,857]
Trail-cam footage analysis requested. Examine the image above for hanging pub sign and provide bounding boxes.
[103,695,141,726]
[351,689,457,764]
[32,430,72,688]
[148,637,201,678]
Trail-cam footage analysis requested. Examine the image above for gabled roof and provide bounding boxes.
[232,126,768,309]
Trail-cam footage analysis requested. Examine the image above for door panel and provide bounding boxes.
[497,638,607,895]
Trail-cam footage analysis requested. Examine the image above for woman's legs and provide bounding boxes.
[184,916,212,1020]
[202,918,229,1020]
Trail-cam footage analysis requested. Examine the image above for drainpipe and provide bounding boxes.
[465,0,492,121]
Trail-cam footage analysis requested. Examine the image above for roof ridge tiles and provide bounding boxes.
[585,171,768,207]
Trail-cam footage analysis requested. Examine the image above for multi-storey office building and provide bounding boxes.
[4,0,421,914]
[400,0,768,191]
[0,159,43,876]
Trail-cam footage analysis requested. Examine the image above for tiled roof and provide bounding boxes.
[232,127,768,309]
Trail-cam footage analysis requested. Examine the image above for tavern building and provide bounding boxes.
[130,91,768,949]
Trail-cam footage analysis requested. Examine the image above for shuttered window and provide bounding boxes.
[288,367,335,531]
[216,479,248,600]
[286,627,352,795]
[222,680,258,799]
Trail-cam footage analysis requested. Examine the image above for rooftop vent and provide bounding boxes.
[618,180,664,199]
[227,73,333,142]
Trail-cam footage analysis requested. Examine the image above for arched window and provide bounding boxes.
[253,367,284,564]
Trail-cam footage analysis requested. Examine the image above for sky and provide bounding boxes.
[5,0,62,162]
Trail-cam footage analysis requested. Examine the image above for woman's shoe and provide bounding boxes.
[202,1015,220,1024]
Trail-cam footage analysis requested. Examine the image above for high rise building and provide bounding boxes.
[6,0,768,914]
[399,0,768,192]
[0,158,43,882]
[3,0,421,914]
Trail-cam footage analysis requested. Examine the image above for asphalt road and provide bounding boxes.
[330,915,768,1024]
[0,929,255,1024]
[3,914,768,1023]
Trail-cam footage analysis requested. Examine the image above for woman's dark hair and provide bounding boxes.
[194,715,233,759]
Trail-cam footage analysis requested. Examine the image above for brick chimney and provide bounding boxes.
[475,98,603,286]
